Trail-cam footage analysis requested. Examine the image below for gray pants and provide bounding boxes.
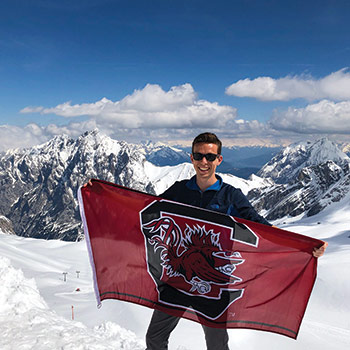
[146,309,229,350]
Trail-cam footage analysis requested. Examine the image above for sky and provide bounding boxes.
[1,0,350,151]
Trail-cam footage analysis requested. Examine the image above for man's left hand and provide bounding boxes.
[313,242,328,258]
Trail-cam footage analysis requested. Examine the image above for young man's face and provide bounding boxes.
[190,143,223,182]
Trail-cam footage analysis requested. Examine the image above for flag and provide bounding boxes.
[78,179,323,339]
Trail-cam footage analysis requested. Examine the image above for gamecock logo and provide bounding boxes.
[144,217,244,295]
[140,200,259,320]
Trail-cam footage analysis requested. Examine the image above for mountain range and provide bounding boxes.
[0,130,265,240]
[248,138,350,221]
[0,130,349,240]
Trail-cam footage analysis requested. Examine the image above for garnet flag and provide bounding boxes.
[78,179,324,339]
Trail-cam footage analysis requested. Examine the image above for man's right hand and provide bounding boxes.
[83,179,93,187]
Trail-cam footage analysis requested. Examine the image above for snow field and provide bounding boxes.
[0,238,145,350]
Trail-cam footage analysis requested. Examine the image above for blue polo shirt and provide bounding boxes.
[160,175,270,226]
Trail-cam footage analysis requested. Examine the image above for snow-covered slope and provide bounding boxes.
[144,161,194,195]
[0,254,144,350]
[221,173,274,195]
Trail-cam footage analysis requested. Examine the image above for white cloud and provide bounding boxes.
[225,68,350,101]
[10,82,350,152]
[13,83,297,149]
[20,106,45,114]
[269,99,350,133]
[0,116,277,152]
[0,120,99,152]
[0,124,49,152]
[21,83,237,129]
[118,83,196,112]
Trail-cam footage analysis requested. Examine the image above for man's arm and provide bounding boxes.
[159,184,177,199]
[159,181,185,201]
[230,188,271,226]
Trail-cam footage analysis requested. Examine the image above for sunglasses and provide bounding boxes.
[192,152,220,162]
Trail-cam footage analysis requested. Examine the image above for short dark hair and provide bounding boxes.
[192,132,222,154]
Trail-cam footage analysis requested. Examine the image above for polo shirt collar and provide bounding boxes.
[186,175,223,192]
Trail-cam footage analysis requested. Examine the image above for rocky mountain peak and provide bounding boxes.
[258,138,350,184]
[139,141,190,166]
[0,130,195,241]
[249,138,350,221]
[308,138,349,165]
[0,130,150,241]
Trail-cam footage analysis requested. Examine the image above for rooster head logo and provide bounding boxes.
[140,200,259,320]
[144,217,244,295]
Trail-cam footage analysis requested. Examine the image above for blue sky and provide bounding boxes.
[1,0,350,150]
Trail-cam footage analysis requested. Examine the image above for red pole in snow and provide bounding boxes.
[71,305,74,320]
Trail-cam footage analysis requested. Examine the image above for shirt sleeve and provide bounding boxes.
[232,188,271,226]
[159,182,179,200]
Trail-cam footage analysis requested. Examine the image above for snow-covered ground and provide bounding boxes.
[1,195,350,349]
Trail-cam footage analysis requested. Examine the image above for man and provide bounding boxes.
[84,132,326,349]
[145,132,327,350]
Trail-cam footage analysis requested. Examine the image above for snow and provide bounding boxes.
[145,161,195,194]
[220,172,273,195]
[308,138,350,165]
[0,235,145,350]
[1,196,350,350]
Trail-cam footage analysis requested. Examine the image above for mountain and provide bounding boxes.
[257,138,349,184]
[340,142,350,156]
[222,146,282,168]
[0,130,176,241]
[248,138,350,221]
[0,130,261,241]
